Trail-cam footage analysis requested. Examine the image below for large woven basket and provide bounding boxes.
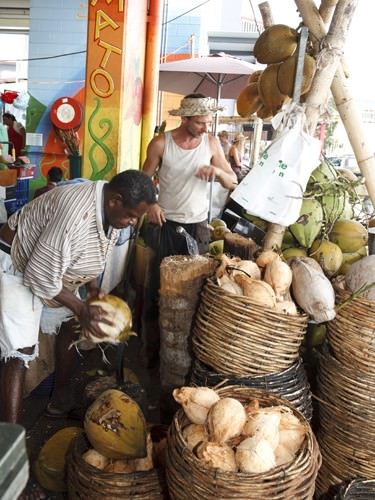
[192,279,308,375]
[316,348,375,496]
[66,433,166,499]
[190,358,313,421]
[327,284,375,373]
[166,386,321,499]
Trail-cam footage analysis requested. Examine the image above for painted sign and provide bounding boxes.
[83,0,147,179]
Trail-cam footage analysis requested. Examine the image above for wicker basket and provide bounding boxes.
[192,279,308,376]
[166,386,321,499]
[66,433,166,499]
[334,478,375,499]
[315,348,375,496]
[190,358,313,421]
[327,285,375,373]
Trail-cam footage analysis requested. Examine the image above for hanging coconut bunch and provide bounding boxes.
[236,24,317,119]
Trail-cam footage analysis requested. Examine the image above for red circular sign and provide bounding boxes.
[50,97,83,130]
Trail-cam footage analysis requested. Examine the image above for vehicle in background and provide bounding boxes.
[327,154,361,176]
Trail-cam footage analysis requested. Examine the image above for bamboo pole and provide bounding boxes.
[258,2,286,250]
[302,0,359,135]
[295,0,375,207]
[319,0,339,23]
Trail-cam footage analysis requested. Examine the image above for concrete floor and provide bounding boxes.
[20,335,160,499]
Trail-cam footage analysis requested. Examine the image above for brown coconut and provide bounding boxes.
[236,82,263,117]
[256,104,273,120]
[277,54,316,97]
[254,24,298,64]
[258,63,288,115]
[247,70,263,84]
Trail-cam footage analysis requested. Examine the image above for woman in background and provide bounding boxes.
[228,133,245,181]
[3,112,26,158]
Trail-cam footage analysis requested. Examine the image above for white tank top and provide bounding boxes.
[158,131,212,223]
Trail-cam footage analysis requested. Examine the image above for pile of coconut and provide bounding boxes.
[174,386,307,474]
[82,432,156,473]
[216,250,336,323]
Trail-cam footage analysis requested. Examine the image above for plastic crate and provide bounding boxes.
[15,178,30,209]
[4,199,17,216]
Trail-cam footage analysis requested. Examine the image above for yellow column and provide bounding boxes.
[140,0,163,165]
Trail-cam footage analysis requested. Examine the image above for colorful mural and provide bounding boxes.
[83,0,147,179]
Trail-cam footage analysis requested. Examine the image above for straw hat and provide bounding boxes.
[169,96,223,116]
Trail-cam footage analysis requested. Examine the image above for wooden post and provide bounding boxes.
[295,0,375,207]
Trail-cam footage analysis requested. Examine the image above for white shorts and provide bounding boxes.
[0,249,74,366]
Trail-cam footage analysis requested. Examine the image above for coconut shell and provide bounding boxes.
[258,63,287,115]
[247,70,263,84]
[254,24,298,64]
[256,104,273,120]
[277,54,316,97]
[236,82,262,117]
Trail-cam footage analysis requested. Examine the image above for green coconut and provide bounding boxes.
[289,198,323,248]
[309,160,337,186]
[309,239,343,277]
[338,246,368,274]
[329,219,368,253]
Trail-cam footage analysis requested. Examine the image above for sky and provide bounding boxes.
[257,0,374,102]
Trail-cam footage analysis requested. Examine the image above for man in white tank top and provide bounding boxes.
[143,93,237,259]
[141,94,237,371]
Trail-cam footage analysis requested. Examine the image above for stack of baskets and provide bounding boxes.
[316,284,375,496]
[191,279,313,419]
[166,386,321,499]
[67,433,166,499]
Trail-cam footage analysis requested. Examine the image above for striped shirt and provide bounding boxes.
[8,181,120,307]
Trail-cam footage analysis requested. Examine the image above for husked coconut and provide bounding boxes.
[82,449,109,470]
[233,274,276,308]
[242,410,281,449]
[104,459,135,473]
[278,409,306,457]
[274,300,298,315]
[173,387,220,424]
[182,424,208,451]
[256,250,280,268]
[230,260,261,280]
[236,435,276,473]
[131,433,154,472]
[264,260,293,299]
[217,274,243,295]
[345,255,375,300]
[208,398,247,443]
[290,258,336,322]
[196,441,237,472]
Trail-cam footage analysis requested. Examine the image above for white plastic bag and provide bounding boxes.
[230,104,321,226]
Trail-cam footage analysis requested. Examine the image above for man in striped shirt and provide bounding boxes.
[0,169,156,423]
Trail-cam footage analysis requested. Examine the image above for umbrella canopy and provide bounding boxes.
[159,53,261,101]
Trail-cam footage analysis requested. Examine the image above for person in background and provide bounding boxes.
[33,166,64,199]
[228,132,245,182]
[218,130,231,162]
[3,112,26,158]
[141,93,237,368]
[0,169,156,425]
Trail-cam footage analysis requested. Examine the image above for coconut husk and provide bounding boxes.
[223,232,259,260]
[258,63,288,115]
[253,24,298,64]
[236,82,263,118]
[247,70,263,84]
[277,53,316,97]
